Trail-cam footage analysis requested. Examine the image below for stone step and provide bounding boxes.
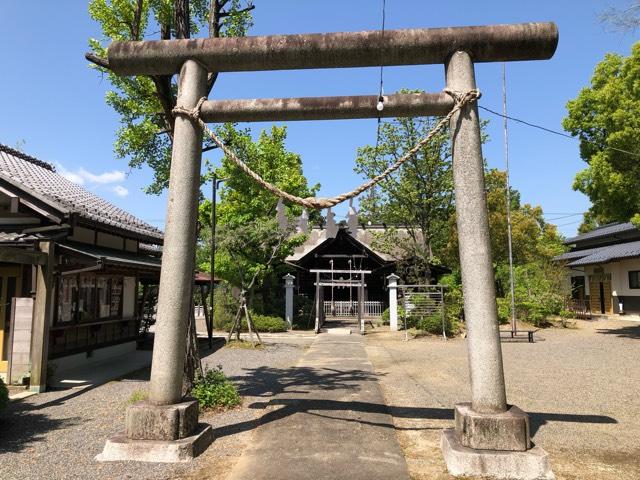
[322,327,352,335]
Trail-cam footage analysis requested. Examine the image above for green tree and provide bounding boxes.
[563,42,640,229]
[354,93,455,281]
[445,169,565,271]
[444,169,567,326]
[88,0,255,193]
[197,125,319,315]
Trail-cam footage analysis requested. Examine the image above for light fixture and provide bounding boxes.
[376,95,384,111]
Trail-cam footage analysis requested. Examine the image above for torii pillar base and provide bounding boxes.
[96,399,213,463]
[441,404,554,480]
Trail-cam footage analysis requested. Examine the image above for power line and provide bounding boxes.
[545,213,584,221]
[477,105,640,159]
[556,219,583,227]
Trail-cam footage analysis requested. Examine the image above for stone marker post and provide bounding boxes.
[98,59,213,463]
[284,273,295,329]
[387,274,399,332]
[441,51,553,479]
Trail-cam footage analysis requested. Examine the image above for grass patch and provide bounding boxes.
[127,390,148,404]
[192,366,241,411]
[226,339,264,349]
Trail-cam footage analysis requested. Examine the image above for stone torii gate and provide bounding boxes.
[96,22,558,479]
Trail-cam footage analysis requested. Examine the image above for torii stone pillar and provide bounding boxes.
[98,60,213,462]
[441,51,553,479]
[387,274,399,332]
[284,273,295,329]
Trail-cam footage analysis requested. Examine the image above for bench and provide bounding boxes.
[499,329,538,343]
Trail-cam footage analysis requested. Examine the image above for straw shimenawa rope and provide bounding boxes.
[173,89,480,210]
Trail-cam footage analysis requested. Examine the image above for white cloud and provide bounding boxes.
[78,168,126,184]
[59,165,126,185]
[60,170,86,185]
[111,185,129,197]
[58,163,129,199]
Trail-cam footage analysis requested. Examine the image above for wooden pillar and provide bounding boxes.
[199,284,213,348]
[30,241,54,393]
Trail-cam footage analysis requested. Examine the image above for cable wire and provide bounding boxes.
[478,105,640,159]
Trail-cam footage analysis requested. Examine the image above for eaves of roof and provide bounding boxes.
[566,239,640,267]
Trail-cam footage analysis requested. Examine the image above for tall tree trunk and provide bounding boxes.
[174,0,190,39]
[182,303,203,395]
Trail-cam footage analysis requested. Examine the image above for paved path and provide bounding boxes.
[227,333,410,480]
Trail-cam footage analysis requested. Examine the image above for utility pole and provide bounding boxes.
[503,63,517,336]
[209,174,227,348]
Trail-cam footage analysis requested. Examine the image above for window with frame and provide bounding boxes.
[78,275,96,322]
[629,271,640,289]
[56,274,126,323]
[57,276,78,323]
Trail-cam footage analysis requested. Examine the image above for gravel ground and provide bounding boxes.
[0,335,313,480]
[365,318,640,480]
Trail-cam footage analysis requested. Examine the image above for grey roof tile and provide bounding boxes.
[0,144,163,242]
[565,222,638,244]
[567,239,640,267]
[553,245,609,262]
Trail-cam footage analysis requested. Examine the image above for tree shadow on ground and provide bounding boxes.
[0,395,82,454]
[198,336,227,356]
[213,365,617,440]
[596,324,640,339]
[229,365,377,398]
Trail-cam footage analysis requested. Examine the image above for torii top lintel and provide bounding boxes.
[107,22,558,76]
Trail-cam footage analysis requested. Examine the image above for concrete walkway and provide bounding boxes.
[227,332,410,480]
[49,350,152,389]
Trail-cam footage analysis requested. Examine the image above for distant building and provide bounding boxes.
[555,222,640,315]
[286,224,448,317]
[0,144,162,389]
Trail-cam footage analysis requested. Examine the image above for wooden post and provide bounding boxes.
[30,241,54,393]
[199,284,212,348]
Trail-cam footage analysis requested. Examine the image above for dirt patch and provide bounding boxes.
[365,321,640,480]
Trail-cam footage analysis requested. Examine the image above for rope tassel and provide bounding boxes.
[172,89,481,210]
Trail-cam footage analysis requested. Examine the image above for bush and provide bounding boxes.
[559,309,575,319]
[414,312,452,336]
[250,314,288,332]
[496,298,511,325]
[222,313,288,333]
[0,378,8,413]
[292,294,314,329]
[213,288,238,330]
[381,306,406,326]
[192,366,241,411]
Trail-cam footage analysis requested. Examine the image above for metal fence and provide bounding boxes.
[323,300,383,318]
[565,298,591,319]
[398,284,447,339]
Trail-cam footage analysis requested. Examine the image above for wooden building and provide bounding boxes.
[556,222,640,315]
[0,144,163,390]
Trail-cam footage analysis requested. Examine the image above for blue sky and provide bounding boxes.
[0,1,637,236]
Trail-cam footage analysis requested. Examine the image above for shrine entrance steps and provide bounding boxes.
[227,333,410,480]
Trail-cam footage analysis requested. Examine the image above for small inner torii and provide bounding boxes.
[311,268,371,335]
[94,21,559,479]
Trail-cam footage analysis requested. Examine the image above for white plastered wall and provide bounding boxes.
[608,258,640,297]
